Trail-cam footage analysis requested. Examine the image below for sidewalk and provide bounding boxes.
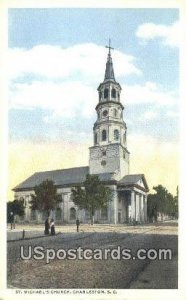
[7,229,46,241]
[7,221,178,241]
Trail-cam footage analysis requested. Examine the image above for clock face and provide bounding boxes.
[103,110,108,117]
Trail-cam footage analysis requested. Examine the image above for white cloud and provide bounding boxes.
[142,111,158,120]
[122,81,177,106]
[8,43,141,81]
[9,81,97,118]
[9,80,177,119]
[136,21,180,48]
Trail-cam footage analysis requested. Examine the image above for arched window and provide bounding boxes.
[112,88,116,98]
[123,132,126,143]
[118,92,120,101]
[94,133,98,145]
[99,91,102,101]
[114,108,117,117]
[70,207,76,220]
[114,129,119,141]
[104,88,109,99]
[101,207,108,219]
[56,207,62,220]
[31,210,36,220]
[102,130,107,141]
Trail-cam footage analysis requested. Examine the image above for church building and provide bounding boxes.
[13,43,149,224]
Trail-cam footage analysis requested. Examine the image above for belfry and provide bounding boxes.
[13,42,149,224]
[89,41,129,180]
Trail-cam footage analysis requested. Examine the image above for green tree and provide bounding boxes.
[30,179,61,216]
[72,174,112,225]
[7,199,25,223]
[147,185,178,222]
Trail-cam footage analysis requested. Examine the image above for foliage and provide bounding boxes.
[7,199,25,222]
[30,179,62,215]
[72,174,112,224]
[147,185,178,222]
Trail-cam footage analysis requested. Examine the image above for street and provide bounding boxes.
[7,222,178,289]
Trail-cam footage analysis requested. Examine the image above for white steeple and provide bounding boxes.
[89,41,130,180]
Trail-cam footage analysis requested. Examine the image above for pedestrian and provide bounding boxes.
[76,218,80,232]
[50,218,55,235]
[10,212,15,230]
[44,217,50,235]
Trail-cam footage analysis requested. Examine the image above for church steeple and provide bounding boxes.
[89,41,130,180]
[104,40,115,81]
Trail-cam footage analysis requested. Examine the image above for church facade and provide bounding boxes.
[13,44,149,224]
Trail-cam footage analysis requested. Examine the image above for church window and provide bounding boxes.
[99,91,102,101]
[104,88,109,99]
[94,133,98,145]
[56,207,62,220]
[70,207,76,220]
[118,92,120,101]
[31,209,36,220]
[114,108,117,117]
[103,110,108,117]
[102,129,107,141]
[123,132,126,143]
[101,207,108,219]
[114,129,119,141]
[112,88,116,98]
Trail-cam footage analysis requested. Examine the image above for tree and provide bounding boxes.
[147,185,178,222]
[30,179,61,216]
[72,174,112,225]
[7,199,25,223]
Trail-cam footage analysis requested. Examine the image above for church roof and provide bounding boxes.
[13,166,117,191]
[118,174,149,192]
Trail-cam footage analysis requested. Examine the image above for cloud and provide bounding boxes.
[9,79,177,120]
[9,81,97,118]
[136,21,180,48]
[123,81,177,106]
[8,43,141,81]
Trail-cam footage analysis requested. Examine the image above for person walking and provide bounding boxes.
[50,218,55,235]
[10,212,15,230]
[44,217,50,235]
[76,218,80,232]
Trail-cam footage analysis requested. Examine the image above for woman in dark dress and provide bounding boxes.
[44,217,50,235]
[50,218,55,235]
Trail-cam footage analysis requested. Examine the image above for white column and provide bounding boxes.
[136,193,140,222]
[131,191,136,221]
[110,186,118,224]
[140,194,144,222]
[144,195,147,222]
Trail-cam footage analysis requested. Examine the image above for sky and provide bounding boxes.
[8,8,179,199]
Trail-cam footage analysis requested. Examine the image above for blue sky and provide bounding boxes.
[8,8,179,143]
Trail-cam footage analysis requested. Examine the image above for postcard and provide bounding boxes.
[0,0,185,299]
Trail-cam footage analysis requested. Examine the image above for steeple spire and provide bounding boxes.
[104,39,115,81]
